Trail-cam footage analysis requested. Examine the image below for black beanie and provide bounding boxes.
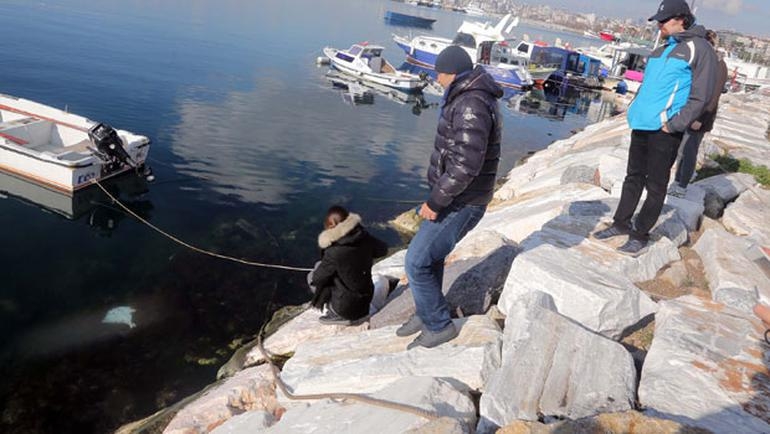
[435,45,474,74]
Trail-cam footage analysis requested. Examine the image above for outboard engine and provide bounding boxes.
[88,123,135,169]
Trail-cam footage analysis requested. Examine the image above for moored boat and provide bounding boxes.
[392,14,518,69]
[0,93,151,195]
[384,11,436,28]
[322,43,427,92]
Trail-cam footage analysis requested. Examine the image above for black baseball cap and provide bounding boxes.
[648,0,691,22]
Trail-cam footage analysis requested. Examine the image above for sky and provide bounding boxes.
[525,0,770,38]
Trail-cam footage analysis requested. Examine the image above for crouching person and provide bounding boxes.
[309,205,388,325]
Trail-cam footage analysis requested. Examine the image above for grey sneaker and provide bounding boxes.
[617,238,648,256]
[667,184,687,198]
[396,314,424,337]
[318,311,351,326]
[406,323,459,350]
[593,225,630,240]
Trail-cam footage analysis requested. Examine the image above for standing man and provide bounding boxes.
[398,45,503,349]
[669,29,729,197]
[593,0,716,254]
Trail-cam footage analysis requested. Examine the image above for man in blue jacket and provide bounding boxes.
[398,46,503,349]
[594,0,716,255]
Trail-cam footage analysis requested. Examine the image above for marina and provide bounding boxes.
[0,1,618,432]
[2,0,767,432]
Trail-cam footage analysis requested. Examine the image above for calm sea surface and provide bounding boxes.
[0,0,616,431]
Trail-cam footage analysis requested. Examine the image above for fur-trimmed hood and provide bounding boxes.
[318,213,362,249]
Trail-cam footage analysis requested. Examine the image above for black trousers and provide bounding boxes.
[613,129,682,241]
[674,129,705,188]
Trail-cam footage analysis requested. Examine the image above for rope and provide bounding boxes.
[254,324,441,421]
[91,179,313,272]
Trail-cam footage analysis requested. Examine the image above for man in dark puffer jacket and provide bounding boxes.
[398,45,503,349]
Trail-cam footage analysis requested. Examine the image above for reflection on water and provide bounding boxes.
[324,70,439,115]
[510,88,620,124]
[0,171,152,235]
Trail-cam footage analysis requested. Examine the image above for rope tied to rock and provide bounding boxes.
[91,179,313,272]
[255,323,441,421]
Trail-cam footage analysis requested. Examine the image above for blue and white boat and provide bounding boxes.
[322,43,428,92]
[392,15,533,91]
[392,14,518,69]
[384,11,436,29]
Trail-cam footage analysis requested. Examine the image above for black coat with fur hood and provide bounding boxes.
[311,213,388,320]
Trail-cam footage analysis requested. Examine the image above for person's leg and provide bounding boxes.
[613,130,649,229]
[405,204,485,333]
[675,130,704,188]
[631,130,682,240]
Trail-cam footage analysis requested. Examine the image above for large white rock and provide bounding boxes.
[495,115,630,202]
[164,365,279,434]
[478,292,636,433]
[280,315,502,395]
[443,230,519,316]
[597,149,629,193]
[498,242,657,339]
[691,173,755,203]
[509,146,613,197]
[662,185,706,232]
[210,411,274,433]
[371,230,518,328]
[693,226,770,309]
[480,184,610,243]
[722,187,770,246]
[372,249,407,281]
[244,308,369,366]
[263,377,476,434]
[639,295,770,433]
[535,198,686,282]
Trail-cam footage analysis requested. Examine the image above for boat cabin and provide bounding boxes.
[477,40,529,68]
[336,44,395,74]
[532,47,602,78]
[610,47,651,81]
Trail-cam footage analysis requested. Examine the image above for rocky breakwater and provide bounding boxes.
[119,90,770,433]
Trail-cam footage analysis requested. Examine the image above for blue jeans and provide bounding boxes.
[405,203,486,332]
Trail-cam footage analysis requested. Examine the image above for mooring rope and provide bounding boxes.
[91,179,313,272]
[254,324,441,421]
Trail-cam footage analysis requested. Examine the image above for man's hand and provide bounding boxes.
[661,122,671,133]
[690,120,702,131]
[418,203,438,221]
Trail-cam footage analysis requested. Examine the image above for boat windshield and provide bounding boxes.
[452,32,477,49]
[348,45,363,56]
[363,48,383,58]
[532,49,565,69]
[491,44,527,66]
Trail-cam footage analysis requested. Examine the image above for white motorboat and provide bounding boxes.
[0,93,150,195]
[322,44,427,92]
[464,4,486,17]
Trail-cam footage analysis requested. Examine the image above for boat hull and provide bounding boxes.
[0,94,150,195]
[384,11,435,28]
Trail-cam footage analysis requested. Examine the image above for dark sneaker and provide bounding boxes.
[667,184,687,198]
[617,238,648,256]
[318,311,352,326]
[406,323,459,350]
[396,314,424,337]
[593,224,630,240]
